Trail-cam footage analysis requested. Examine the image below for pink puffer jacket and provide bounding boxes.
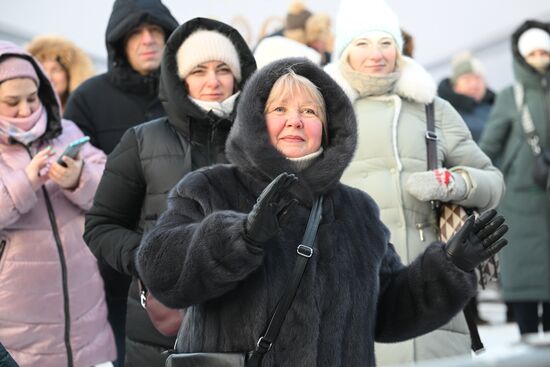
[0,41,115,367]
[0,120,116,366]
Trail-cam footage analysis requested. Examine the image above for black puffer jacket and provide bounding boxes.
[136,58,477,367]
[64,0,179,154]
[83,17,256,367]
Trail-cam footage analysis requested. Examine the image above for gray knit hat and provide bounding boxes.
[451,51,485,84]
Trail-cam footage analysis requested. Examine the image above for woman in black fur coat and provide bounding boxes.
[136,58,507,367]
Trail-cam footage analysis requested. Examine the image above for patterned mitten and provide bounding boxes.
[405,168,468,202]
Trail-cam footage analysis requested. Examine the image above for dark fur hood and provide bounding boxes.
[159,17,257,138]
[226,58,357,201]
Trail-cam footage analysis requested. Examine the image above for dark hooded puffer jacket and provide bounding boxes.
[83,17,257,367]
[136,58,477,367]
[479,20,550,303]
[64,0,179,154]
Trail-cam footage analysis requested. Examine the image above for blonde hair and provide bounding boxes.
[264,70,327,142]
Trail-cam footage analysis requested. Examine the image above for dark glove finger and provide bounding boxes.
[476,215,505,241]
[269,174,298,206]
[256,173,296,206]
[483,237,508,257]
[481,224,508,248]
[456,215,475,241]
[473,209,497,233]
[445,215,475,259]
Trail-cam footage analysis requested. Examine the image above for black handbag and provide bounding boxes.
[165,196,324,367]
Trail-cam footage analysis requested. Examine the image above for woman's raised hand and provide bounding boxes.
[24,146,55,191]
[445,209,508,272]
[244,172,298,245]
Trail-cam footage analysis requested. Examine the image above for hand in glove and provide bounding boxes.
[244,172,298,244]
[445,209,508,272]
[405,168,468,202]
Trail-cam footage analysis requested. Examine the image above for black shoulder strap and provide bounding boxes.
[247,196,324,366]
[425,103,438,170]
[425,103,440,212]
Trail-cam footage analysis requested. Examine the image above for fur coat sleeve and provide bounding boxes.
[136,170,264,308]
[375,240,477,342]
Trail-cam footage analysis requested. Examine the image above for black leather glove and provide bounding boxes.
[244,172,298,244]
[445,209,508,272]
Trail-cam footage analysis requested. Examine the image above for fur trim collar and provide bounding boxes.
[324,56,436,104]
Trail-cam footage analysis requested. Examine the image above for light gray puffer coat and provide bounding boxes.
[325,56,505,365]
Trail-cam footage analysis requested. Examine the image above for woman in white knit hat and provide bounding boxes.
[479,19,550,337]
[324,0,505,365]
[82,17,256,367]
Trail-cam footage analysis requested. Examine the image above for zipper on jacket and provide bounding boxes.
[23,145,74,367]
[0,239,6,260]
[207,112,222,163]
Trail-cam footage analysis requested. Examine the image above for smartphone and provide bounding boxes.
[56,136,90,167]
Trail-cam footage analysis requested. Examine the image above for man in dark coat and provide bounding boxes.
[83,17,257,366]
[136,58,508,366]
[63,1,178,365]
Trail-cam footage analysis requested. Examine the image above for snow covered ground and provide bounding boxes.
[476,288,521,351]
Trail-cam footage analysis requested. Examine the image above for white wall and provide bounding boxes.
[1,0,550,91]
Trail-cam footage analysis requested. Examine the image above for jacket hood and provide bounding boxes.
[437,78,495,112]
[511,20,550,87]
[226,58,357,202]
[105,0,178,69]
[26,35,95,94]
[324,56,437,104]
[159,17,257,137]
[0,41,62,143]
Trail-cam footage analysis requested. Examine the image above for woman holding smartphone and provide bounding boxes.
[0,41,115,367]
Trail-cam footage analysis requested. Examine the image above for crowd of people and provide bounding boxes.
[0,0,548,366]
